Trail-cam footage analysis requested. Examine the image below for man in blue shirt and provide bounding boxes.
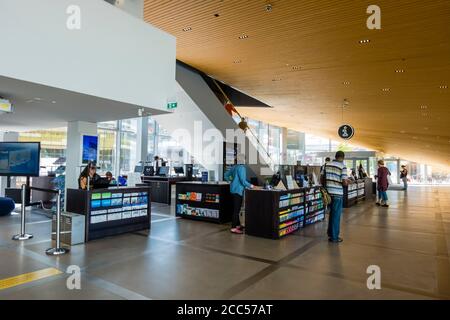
[321,151,349,243]
[224,154,254,234]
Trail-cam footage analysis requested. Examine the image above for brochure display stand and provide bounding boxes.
[245,186,324,240]
[175,182,232,224]
[66,186,151,241]
[344,179,366,208]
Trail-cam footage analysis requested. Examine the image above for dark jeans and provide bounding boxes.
[232,193,243,228]
[327,196,343,240]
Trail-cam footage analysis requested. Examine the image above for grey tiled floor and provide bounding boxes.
[0,186,449,300]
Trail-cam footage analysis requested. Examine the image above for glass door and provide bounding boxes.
[385,160,399,184]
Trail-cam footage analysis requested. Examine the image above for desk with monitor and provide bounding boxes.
[139,175,188,205]
[66,186,151,241]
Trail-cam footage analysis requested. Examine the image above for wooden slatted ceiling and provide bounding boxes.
[144,0,450,169]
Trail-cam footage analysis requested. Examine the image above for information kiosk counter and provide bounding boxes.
[66,186,151,241]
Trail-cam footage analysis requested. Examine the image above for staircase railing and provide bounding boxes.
[210,78,277,172]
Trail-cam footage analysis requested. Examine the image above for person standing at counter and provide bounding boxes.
[78,162,100,190]
[358,164,367,179]
[375,160,391,207]
[225,154,254,234]
[400,165,408,191]
[321,151,349,243]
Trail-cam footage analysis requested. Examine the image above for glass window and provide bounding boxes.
[98,121,118,130]
[148,118,156,135]
[119,119,138,174]
[98,128,116,174]
[305,134,330,153]
[120,119,138,133]
[120,131,137,174]
[268,126,281,165]
[18,128,67,170]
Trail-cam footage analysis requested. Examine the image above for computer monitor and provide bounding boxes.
[157,166,169,177]
[93,178,111,190]
[0,142,41,177]
[143,166,154,176]
[174,167,184,175]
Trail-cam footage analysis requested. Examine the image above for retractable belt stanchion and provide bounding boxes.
[46,189,70,256]
[12,184,33,241]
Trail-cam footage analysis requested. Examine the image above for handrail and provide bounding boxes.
[211,78,277,171]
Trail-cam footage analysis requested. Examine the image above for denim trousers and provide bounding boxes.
[378,191,388,202]
[328,196,343,240]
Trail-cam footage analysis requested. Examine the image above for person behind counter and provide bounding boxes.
[78,162,100,190]
[105,171,118,186]
[224,154,254,235]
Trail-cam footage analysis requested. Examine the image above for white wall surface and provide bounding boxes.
[0,0,176,111]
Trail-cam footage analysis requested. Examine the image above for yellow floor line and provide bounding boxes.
[0,268,62,290]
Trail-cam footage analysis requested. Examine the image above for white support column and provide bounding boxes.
[136,116,149,164]
[66,121,98,191]
[0,131,19,196]
[280,127,288,165]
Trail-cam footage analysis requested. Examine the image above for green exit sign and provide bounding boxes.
[167,102,178,110]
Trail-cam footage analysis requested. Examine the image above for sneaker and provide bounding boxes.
[375,202,381,206]
[230,228,244,234]
[328,237,343,243]
[382,204,389,208]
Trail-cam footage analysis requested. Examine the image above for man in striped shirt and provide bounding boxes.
[321,151,349,243]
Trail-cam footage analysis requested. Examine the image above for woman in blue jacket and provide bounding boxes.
[224,154,254,234]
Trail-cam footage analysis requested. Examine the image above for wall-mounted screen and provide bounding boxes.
[82,135,98,164]
[0,142,41,177]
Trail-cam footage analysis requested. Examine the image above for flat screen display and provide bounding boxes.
[0,142,40,177]
[82,135,98,164]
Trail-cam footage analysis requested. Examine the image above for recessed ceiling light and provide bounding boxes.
[359,39,370,44]
[420,105,428,109]
[400,130,406,134]
[182,27,192,32]
[439,85,448,89]
[343,81,350,85]
[51,101,56,104]
[238,34,249,40]
[382,88,390,92]
[34,97,42,101]
[395,69,405,73]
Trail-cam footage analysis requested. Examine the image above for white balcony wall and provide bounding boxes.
[0,0,175,111]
